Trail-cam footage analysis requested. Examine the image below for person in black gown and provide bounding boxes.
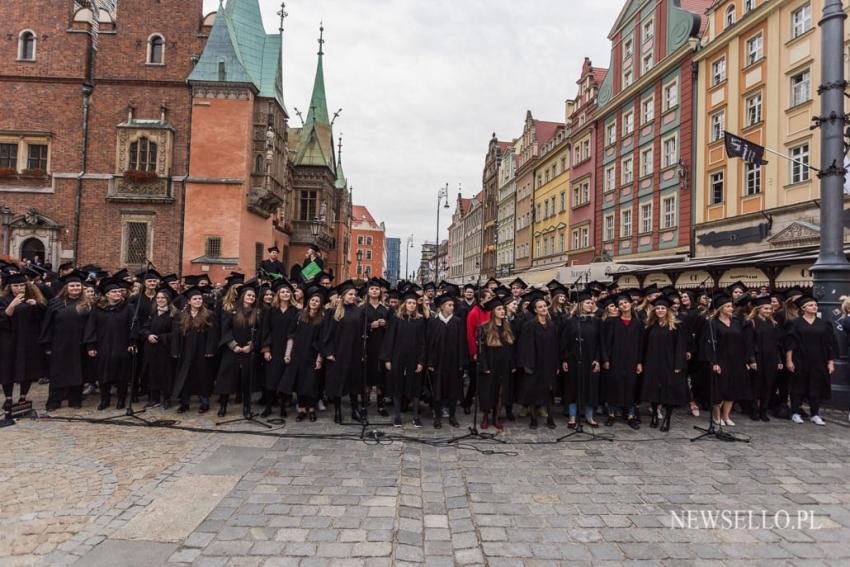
[0,272,47,411]
[742,296,783,422]
[478,296,515,431]
[426,294,467,429]
[381,291,426,428]
[171,287,218,413]
[785,296,837,426]
[641,298,687,431]
[562,291,602,429]
[39,270,90,411]
[601,293,643,429]
[214,284,261,418]
[139,287,176,409]
[280,287,327,422]
[363,278,390,417]
[322,280,364,424]
[260,279,299,418]
[84,278,135,410]
[516,297,560,429]
[702,294,751,428]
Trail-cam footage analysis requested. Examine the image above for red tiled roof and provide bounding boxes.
[458,197,472,216]
[352,205,378,228]
[497,140,512,151]
[591,67,608,86]
[474,191,483,202]
[681,0,714,35]
[534,120,562,145]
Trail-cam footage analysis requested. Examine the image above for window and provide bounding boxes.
[640,147,653,177]
[710,171,724,204]
[0,143,17,169]
[745,163,762,195]
[366,250,372,260]
[536,239,541,257]
[726,5,736,27]
[205,236,222,258]
[606,122,617,145]
[123,220,150,265]
[572,181,590,207]
[604,165,616,193]
[18,30,36,61]
[559,233,564,253]
[790,144,810,183]
[26,144,48,171]
[299,190,318,220]
[712,57,726,86]
[622,156,633,184]
[367,236,373,246]
[571,230,580,251]
[639,202,653,234]
[746,34,763,65]
[571,227,590,250]
[128,137,156,172]
[620,209,632,238]
[357,235,363,245]
[662,134,678,168]
[641,52,654,74]
[623,67,633,88]
[254,154,264,174]
[550,196,556,216]
[254,243,264,272]
[710,110,725,143]
[623,37,634,60]
[745,92,762,126]
[791,69,811,106]
[792,4,812,38]
[662,195,677,229]
[544,200,550,218]
[643,18,655,40]
[365,266,372,277]
[622,110,634,136]
[642,97,654,123]
[744,0,755,13]
[604,213,615,242]
[560,191,566,212]
[663,79,678,111]
[148,34,164,65]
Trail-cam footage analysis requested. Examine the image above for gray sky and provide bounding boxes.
[204,0,616,272]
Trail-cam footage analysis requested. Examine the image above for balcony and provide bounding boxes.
[108,173,173,203]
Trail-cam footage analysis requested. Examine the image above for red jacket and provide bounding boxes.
[465,304,491,359]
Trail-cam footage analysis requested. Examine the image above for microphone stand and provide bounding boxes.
[217,307,272,429]
[344,300,392,438]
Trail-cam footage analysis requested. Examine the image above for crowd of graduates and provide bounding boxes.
[0,252,843,432]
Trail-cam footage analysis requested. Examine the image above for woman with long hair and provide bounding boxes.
[516,297,560,429]
[0,273,47,411]
[279,286,326,422]
[463,287,493,414]
[260,279,299,418]
[785,296,837,426]
[478,297,514,430]
[426,294,467,429]
[140,287,176,409]
[563,291,602,429]
[321,281,364,423]
[702,295,751,427]
[39,271,91,411]
[679,290,703,418]
[743,296,783,421]
[381,292,426,427]
[292,285,305,309]
[363,278,391,417]
[171,287,218,413]
[640,298,687,432]
[214,284,261,417]
[601,293,643,429]
[83,278,135,410]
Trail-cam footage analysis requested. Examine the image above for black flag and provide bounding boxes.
[724,131,768,165]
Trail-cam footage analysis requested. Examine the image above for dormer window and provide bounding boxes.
[18,30,36,61]
[147,34,164,65]
[725,4,736,27]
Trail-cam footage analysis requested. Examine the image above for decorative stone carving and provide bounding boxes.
[767,220,820,248]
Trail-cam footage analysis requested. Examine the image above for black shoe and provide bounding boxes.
[351,408,361,423]
[260,406,272,418]
[198,403,210,414]
[309,412,317,422]
[2,399,12,413]
[605,415,616,427]
[505,408,515,422]
[760,410,770,422]
[750,410,760,421]
[433,416,442,429]
[547,416,556,430]
[650,414,659,428]
[334,407,342,424]
[116,399,126,410]
[462,405,471,415]
[280,406,287,418]
[296,411,307,422]
[660,416,671,432]
[162,399,171,410]
[177,404,189,413]
[377,405,389,417]
[412,417,422,428]
[628,417,640,430]
[97,400,109,411]
[529,417,538,430]
[393,415,402,427]
[217,404,227,418]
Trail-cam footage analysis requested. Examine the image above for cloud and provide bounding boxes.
[203,0,614,273]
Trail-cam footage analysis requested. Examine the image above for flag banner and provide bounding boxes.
[724,131,768,165]
[301,261,321,282]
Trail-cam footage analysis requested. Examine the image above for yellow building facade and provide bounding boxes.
[531,124,570,270]
[693,0,850,288]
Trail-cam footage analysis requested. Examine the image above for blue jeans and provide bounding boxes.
[568,403,593,420]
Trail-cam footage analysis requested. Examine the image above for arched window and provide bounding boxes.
[18,30,36,61]
[147,34,164,64]
[255,154,265,174]
[129,137,157,172]
[725,4,736,27]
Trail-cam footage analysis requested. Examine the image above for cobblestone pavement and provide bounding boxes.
[3,383,850,566]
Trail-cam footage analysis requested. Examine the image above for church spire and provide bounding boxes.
[304,23,330,127]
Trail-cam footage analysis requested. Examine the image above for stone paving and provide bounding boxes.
[3,383,850,566]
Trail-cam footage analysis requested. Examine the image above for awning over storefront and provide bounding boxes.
[512,265,564,286]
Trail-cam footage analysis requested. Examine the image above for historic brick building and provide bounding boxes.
[480,134,508,279]
[0,0,209,271]
[349,204,385,280]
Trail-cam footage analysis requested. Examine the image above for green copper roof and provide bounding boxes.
[304,49,330,127]
[294,27,335,170]
[188,0,285,110]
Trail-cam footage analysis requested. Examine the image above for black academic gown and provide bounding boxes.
[743,317,783,402]
[562,315,602,407]
[140,309,175,395]
[214,310,262,396]
[364,302,390,389]
[279,314,324,400]
[601,316,643,408]
[786,316,837,400]
[322,304,364,399]
[0,298,46,386]
[83,301,134,386]
[261,306,298,391]
[701,318,752,402]
[478,324,514,412]
[259,259,286,278]
[426,315,468,405]
[171,314,219,399]
[39,298,89,388]
[515,317,560,407]
[641,322,688,405]
[380,315,426,399]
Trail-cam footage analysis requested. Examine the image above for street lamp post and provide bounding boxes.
[813,0,850,407]
[404,234,413,283]
[435,183,449,282]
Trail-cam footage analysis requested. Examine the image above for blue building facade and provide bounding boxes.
[385,237,401,286]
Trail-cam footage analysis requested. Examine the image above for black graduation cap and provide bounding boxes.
[443,283,461,297]
[182,286,204,299]
[484,277,501,288]
[545,279,561,291]
[712,293,733,308]
[752,295,771,308]
[58,261,74,271]
[770,290,786,302]
[652,297,672,308]
[726,280,748,293]
[4,272,28,286]
[509,277,528,290]
[401,290,418,303]
[272,278,294,293]
[80,264,101,274]
[99,278,130,293]
[161,273,179,284]
[734,294,752,308]
[317,271,333,283]
[434,294,455,309]
[666,290,681,302]
[525,290,547,313]
[61,270,88,285]
[378,278,391,289]
[494,285,511,299]
[482,297,503,312]
[156,285,177,301]
[785,287,804,299]
[627,287,644,299]
[136,269,162,281]
[365,278,383,289]
[305,285,328,304]
[795,296,817,309]
[112,268,130,281]
[614,293,632,305]
[387,289,401,301]
[423,281,436,291]
[463,283,477,292]
[587,280,604,293]
[267,245,280,253]
[335,279,357,295]
[550,284,568,298]
[575,290,593,303]
[225,272,245,287]
[184,275,199,286]
[197,274,212,286]
[660,285,676,296]
[644,283,659,295]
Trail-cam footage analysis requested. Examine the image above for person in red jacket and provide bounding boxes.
[462,287,494,413]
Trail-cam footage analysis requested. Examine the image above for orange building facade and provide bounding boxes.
[349,205,385,280]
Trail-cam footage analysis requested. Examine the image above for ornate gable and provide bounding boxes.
[767,220,820,248]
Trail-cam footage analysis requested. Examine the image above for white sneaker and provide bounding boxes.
[317,400,326,411]
[724,418,735,427]
[810,415,825,426]
[791,413,804,424]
